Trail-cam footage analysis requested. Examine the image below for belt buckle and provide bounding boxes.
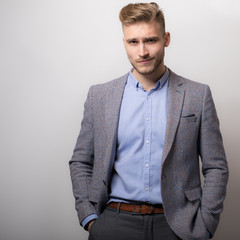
[140,205,153,214]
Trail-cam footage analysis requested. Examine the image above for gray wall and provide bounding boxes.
[0,0,239,239]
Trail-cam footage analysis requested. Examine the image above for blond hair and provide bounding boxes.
[119,2,165,33]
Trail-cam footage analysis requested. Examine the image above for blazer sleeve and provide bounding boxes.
[69,86,97,225]
[199,85,229,237]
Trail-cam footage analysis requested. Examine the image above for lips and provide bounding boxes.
[138,58,153,64]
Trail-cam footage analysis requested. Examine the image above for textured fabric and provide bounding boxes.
[109,69,169,204]
[88,207,182,240]
[69,69,229,240]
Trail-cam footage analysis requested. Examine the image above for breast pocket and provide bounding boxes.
[180,116,197,123]
[177,115,198,144]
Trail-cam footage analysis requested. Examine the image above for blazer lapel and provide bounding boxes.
[162,70,185,166]
[103,74,128,180]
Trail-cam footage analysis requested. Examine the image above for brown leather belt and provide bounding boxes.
[108,202,164,214]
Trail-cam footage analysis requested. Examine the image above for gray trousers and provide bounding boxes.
[88,206,182,240]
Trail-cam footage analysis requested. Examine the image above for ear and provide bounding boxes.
[164,32,170,47]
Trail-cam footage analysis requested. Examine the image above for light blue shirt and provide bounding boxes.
[82,68,169,228]
[109,68,169,204]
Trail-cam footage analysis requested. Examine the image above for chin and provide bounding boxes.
[136,67,156,76]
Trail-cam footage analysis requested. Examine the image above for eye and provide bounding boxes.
[147,38,156,43]
[129,40,138,45]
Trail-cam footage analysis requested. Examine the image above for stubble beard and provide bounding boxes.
[130,55,164,76]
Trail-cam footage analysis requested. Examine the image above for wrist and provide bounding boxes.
[87,219,96,232]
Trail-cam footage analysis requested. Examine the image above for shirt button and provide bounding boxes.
[146,163,149,168]
[145,187,149,191]
[146,140,150,144]
[146,117,150,121]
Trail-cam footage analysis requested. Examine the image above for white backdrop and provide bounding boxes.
[0,0,239,239]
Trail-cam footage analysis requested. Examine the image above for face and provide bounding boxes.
[123,21,170,77]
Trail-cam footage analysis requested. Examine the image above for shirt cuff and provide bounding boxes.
[81,214,98,229]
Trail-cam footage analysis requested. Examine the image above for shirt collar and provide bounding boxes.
[128,67,169,91]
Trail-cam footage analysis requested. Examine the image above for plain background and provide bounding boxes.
[0,0,239,239]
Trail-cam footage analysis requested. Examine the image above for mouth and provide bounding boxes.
[138,58,153,64]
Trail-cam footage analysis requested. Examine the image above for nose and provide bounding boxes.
[139,43,149,57]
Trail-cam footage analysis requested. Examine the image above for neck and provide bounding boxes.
[132,65,166,92]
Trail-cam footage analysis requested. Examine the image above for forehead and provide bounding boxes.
[122,21,163,39]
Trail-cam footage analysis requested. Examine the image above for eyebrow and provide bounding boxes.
[126,37,160,43]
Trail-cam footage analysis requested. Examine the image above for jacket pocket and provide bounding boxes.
[88,187,100,203]
[184,186,202,201]
[180,116,197,123]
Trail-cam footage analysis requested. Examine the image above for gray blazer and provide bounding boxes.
[69,70,229,240]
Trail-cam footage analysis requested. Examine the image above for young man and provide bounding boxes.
[69,3,228,240]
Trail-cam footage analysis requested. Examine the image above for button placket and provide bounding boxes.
[143,93,152,201]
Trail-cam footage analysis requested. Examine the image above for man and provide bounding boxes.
[69,3,228,240]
